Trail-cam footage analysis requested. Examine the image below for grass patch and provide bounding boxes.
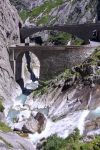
[86,48,100,65]
[19,0,64,21]
[33,85,48,97]
[33,80,51,97]
[63,69,74,79]
[72,38,84,46]
[49,32,71,44]
[33,68,78,97]
[0,122,12,132]
[37,15,50,25]
[49,32,84,45]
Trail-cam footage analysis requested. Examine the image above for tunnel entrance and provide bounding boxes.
[16,51,40,94]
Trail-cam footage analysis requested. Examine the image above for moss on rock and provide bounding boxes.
[0,122,12,132]
[0,100,4,112]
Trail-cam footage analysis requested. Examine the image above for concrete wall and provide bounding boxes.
[9,45,96,81]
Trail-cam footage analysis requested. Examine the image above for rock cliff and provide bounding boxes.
[24,48,100,139]
[10,0,46,11]
[14,0,98,44]
[0,0,21,105]
[0,1,35,149]
[18,0,97,25]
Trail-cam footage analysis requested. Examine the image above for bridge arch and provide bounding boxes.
[20,23,100,43]
[14,50,41,89]
[9,45,95,82]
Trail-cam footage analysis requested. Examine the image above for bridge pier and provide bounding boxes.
[9,48,16,79]
[15,53,23,81]
[9,47,23,81]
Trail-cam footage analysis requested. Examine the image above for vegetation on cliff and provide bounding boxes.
[43,129,100,150]
[19,0,64,22]
[48,32,84,45]
[0,122,11,132]
[33,48,100,97]
[0,100,4,112]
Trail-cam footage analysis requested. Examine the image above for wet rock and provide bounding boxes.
[75,64,96,78]
[0,112,6,123]
[35,112,47,133]
[37,138,47,150]
[84,117,100,134]
[37,143,43,150]
[22,112,46,134]
[83,76,93,86]
[82,135,95,142]
[62,76,75,92]
[22,117,39,133]
[93,75,100,84]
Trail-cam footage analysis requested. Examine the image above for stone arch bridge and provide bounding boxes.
[9,22,100,81]
[9,44,95,81]
[20,23,100,42]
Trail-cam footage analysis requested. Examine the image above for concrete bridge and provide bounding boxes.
[9,44,96,81]
[20,23,100,42]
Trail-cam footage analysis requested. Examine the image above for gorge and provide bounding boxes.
[0,0,100,150]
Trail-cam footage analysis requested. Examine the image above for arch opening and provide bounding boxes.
[15,51,40,94]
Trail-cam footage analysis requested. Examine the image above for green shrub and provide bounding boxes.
[0,122,12,132]
[0,100,4,112]
[43,129,80,150]
[43,129,100,150]
[95,50,100,60]
[43,134,66,150]
[66,128,80,143]
[20,0,64,22]
[49,32,71,44]
[72,38,84,46]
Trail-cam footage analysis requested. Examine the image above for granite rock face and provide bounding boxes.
[0,0,21,106]
[0,131,35,150]
[10,0,46,11]
[0,1,35,149]
[10,0,97,25]
[50,0,97,25]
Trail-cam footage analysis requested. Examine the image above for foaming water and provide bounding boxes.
[87,93,92,109]
[29,110,89,145]
[7,81,39,126]
[5,77,100,147]
[6,81,90,146]
[77,110,89,135]
[87,107,100,119]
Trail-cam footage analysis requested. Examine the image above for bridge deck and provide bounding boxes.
[9,44,96,51]
[20,23,100,40]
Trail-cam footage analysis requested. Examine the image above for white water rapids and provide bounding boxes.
[4,79,91,147]
[29,110,89,144]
